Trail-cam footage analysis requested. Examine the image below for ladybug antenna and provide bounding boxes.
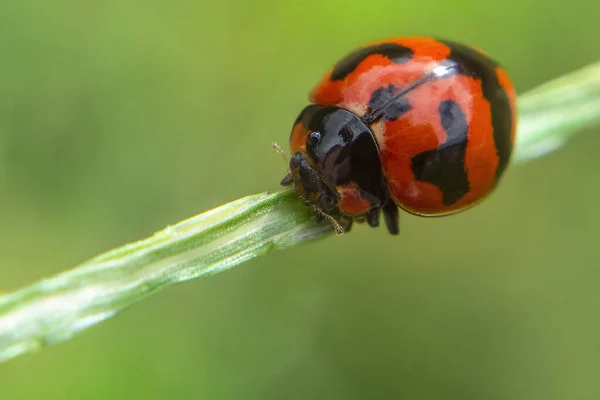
[272,142,289,166]
[313,206,345,234]
[273,142,295,186]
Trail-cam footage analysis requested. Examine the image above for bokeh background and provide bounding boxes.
[1,0,600,398]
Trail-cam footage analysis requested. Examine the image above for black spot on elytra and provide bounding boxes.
[330,43,413,81]
[439,40,513,182]
[367,85,412,122]
[368,85,395,110]
[411,100,470,206]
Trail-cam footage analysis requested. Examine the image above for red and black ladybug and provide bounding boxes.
[280,37,517,235]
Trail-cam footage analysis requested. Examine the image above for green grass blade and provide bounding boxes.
[0,190,333,362]
[513,61,600,163]
[1,61,600,364]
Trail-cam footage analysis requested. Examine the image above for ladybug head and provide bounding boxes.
[281,105,391,228]
[282,149,339,213]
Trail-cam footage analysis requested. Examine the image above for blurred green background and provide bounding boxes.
[1,0,599,398]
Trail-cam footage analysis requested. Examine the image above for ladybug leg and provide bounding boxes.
[314,212,324,223]
[366,209,380,228]
[339,215,353,233]
[311,206,348,234]
[382,201,399,235]
[353,215,366,223]
[280,173,293,186]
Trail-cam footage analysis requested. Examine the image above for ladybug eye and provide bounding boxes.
[307,132,321,146]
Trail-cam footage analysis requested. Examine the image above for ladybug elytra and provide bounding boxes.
[280,37,517,235]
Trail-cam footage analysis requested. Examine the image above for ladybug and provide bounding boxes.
[280,37,517,235]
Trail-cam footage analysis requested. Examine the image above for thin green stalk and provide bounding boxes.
[1,61,600,364]
[514,61,600,162]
